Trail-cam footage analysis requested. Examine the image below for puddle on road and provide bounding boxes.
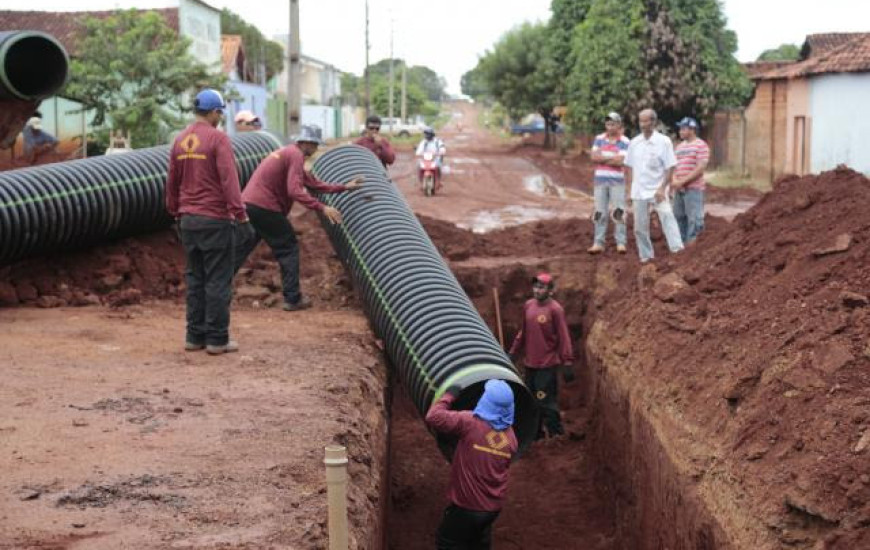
[523,174,590,201]
[457,206,560,234]
[451,158,481,164]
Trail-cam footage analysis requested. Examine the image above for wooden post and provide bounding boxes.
[493,287,504,348]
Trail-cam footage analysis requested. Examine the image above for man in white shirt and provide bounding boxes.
[624,109,684,262]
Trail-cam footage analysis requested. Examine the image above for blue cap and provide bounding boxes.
[472,380,515,431]
[194,89,226,112]
[677,116,699,129]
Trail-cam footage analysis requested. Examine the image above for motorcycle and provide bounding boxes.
[418,151,441,196]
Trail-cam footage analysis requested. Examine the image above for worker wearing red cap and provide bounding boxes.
[508,273,575,439]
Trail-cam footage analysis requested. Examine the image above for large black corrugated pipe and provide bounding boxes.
[0,131,285,266]
[0,31,69,101]
[311,145,539,459]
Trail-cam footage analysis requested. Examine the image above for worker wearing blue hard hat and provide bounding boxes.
[166,88,249,356]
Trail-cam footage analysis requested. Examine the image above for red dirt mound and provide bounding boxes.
[591,167,870,548]
[0,210,352,310]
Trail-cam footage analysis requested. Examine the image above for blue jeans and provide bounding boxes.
[632,198,684,262]
[592,185,627,247]
[672,189,705,244]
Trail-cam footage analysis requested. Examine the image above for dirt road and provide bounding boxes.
[388,102,594,233]
[0,305,387,549]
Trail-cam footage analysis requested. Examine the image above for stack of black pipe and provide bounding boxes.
[312,144,538,458]
[0,131,285,266]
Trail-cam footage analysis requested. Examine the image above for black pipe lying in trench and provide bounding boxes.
[0,30,68,101]
[0,131,285,266]
[311,144,539,458]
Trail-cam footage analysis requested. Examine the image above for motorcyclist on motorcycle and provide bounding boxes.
[415,128,446,192]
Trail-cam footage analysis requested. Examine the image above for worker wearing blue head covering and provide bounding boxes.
[425,380,519,549]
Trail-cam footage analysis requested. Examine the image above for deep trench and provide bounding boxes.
[383,257,725,549]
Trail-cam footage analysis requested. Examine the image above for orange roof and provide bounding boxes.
[221,35,244,76]
[801,32,870,58]
[761,34,870,79]
[0,9,179,56]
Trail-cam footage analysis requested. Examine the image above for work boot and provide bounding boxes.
[206,341,239,355]
[185,341,205,352]
[616,244,627,254]
[283,296,312,312]
[587,244,604,255]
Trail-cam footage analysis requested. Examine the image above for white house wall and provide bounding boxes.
[809,73,870,174]
[178,0,222,70]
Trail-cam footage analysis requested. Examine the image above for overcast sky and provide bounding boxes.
[9,0,870,94]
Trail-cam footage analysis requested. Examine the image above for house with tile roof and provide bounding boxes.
[0,1,221,69]
[712,32,870,181]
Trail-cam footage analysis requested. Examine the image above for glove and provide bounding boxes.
[444,385,462,398]
[561,365,576,383]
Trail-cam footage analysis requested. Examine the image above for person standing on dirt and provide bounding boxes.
[425,379,518,550]
[671,117,710,245]
[624,108,684,263]
[166,88,247,355]
[355,115,396,168]
[508,273,575,439]
[234,124,363,311]
[588,112,631,255]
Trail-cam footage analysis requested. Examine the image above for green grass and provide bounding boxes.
[707,170,771,192]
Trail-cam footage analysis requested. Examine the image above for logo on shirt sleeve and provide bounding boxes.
[472,430,512,459]
[176,134,207,160]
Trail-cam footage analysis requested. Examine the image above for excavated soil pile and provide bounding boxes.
[0,210,352,310]
[589,167,870,548]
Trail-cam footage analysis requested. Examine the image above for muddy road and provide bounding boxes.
[0,101,779,549]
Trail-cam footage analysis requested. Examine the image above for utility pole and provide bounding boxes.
[288,0,301,137]
[401,63,407,123]
[387,18,394,132]
[364,0,370,117]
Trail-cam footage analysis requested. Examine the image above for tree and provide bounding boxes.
[475,23,560,146]
[565,0,751,132]
[364,59,447,102]
[541,0,593,107]
[220,9,285,82]
[65,10,226,147]
[757,44,800,62]
[567,0,644,131]
[460,66,489,100]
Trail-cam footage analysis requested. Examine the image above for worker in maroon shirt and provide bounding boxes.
[509,273,575,439]
[354,115,396,168]
[234,124,363,311]
[425,379,518,550]
[166,88,248,356]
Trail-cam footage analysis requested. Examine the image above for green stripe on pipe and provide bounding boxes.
[433,364,511,402]
[321,192,438,394]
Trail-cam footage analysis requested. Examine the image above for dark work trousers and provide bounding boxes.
[179,215,235,347]
[524,366,564,437]
[436,504,500,550]
[233,203,302,305]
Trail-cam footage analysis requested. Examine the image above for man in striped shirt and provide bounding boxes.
[588,112,631,254]
[672,117,710,244]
